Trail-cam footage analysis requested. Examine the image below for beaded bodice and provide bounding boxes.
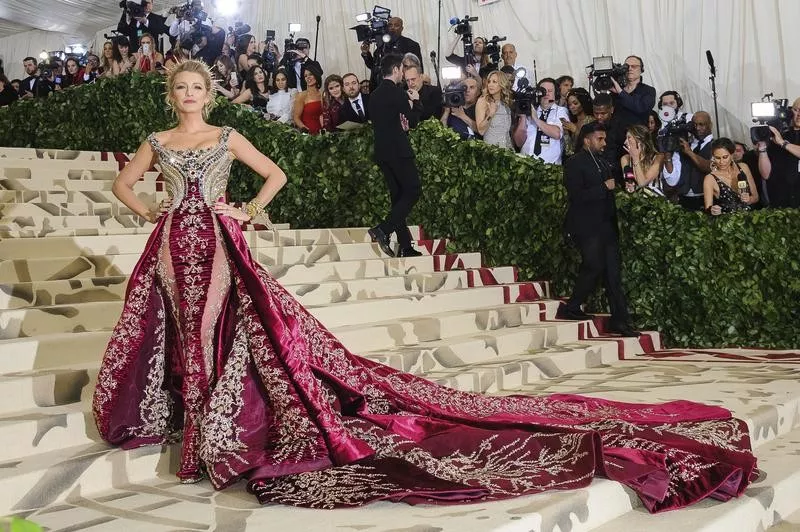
[147,126,235,207]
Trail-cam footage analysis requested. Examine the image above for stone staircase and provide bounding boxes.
[1,147,799,532]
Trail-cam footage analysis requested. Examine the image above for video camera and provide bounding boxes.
[588,56,628,94]
[119,0,146,19]
[484,35,506,65]
[449,15,478,65]
[750,95,792,144]
[512,69,545,116]
[169,0,209,50]
[656,111,697,153]
[227,21,251,38]
[441,66,466,108]
[351,5,392,45]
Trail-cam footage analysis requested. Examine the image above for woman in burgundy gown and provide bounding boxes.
[94,60,757,513]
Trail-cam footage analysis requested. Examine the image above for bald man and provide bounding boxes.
[361,16,423,89]
[501,43,528,91]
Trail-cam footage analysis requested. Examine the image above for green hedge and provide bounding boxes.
[2,73,799,348]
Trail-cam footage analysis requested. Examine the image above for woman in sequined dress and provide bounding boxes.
[94,60,757,512]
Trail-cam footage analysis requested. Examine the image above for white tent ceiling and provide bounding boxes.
[0,0,121,40]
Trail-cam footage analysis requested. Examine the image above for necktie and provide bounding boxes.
[533,108,550,156]
[354,99,364,119]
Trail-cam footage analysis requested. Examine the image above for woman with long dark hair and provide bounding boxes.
[235,33,256,84]
[561,88,594,157]
[704,137,759,214]
[292,63,323,134]
[232,65,270,113]
[265,68,296,123]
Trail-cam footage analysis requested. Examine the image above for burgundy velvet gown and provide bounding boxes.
[93,126,758,512]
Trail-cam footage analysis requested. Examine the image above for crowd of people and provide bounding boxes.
[1,4,798,211]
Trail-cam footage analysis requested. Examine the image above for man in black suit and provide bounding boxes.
[368,54,422,258]
[18,57,53,100]
[610,55,656,129]
[361,17,422,90]
[279,38,323,90]
[117,0,168,53]
[339,73,370,124]
[558,121,638,337]
[403,65,442,121]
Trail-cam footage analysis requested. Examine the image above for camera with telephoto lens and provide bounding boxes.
[118,0,146,18]
[656,115,697,153]
[484,35,506,65]
[350,5,392,44]
[168,0,209,51]
[449,15,478,65]
[227,21,251,38]
[512,70,545,116]
[750,96,792,144]
[443,83,466,108]
[588,56,628,94]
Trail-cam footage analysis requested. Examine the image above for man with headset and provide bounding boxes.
[610,55,656,129]
[514,77,569,164]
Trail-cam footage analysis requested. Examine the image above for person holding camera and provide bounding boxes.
[212,55,239,100]
[280,38,323,91]
[610,55,656,129]
[18,57,53,99]
[441,76,480,139]
[445,35,490,78]
[756,100,800,208]
[661,111,713,211]
[361,17,422,89]
[117,0,167,53]
[368,53,422,258]
[516,78,569,164]
[559,120,638,337]
[476,71,513,149]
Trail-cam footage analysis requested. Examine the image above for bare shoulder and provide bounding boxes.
[152,128,177,145]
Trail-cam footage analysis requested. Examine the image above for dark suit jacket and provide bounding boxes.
[369,79,420,161]
[614,82,656,129]
[677,140,713,195]
[279,57,323,90]
[118,11,168,52]
[339,94,370,124]
[18,76,53,98]
[564,149,617,237]
[412,84,443,121]
[363,35,423,88]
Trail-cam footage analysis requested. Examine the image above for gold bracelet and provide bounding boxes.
[243,200,265,220]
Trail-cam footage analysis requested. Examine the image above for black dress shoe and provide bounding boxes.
[397,247,422,257]
[368,226,395,257]
[607,322,641,337]
[556,305,591,320]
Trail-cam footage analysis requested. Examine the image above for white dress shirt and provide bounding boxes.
[266,88,297,123]
[662,133,712,196]
[521,104,569,164]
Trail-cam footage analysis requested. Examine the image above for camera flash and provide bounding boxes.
[442,67,462,80]
[288,23,301,33]
[355,13,369,23]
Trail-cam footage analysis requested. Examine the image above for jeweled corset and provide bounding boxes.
[147,126,235,207]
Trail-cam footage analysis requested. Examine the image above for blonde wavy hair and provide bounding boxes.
[482,70,513,110]
[164,59,218,118]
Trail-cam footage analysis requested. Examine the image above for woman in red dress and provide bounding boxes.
[292,63,323,134]
[94,59,757,513]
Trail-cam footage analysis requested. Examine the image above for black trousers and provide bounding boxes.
[376,157,421,250]
[565,225,630,324]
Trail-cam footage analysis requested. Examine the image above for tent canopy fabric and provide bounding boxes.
[1,0,798,140]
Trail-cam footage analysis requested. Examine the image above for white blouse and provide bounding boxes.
[266,88,297,123]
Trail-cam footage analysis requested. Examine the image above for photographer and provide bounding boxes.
[662,111,714,211]
[117,0,167,53]
[361,17,422,89]
[441,76,480,139]
[501,44,527,90]
[194,25,225,65]
[445,34,489,78]
[516,78,569,164]
[18,57,53,99]
[279,38,323,91]
[757,100,800,208]
[610,55,656,128]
